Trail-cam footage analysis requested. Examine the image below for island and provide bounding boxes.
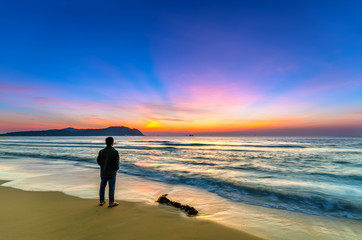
[0,126,144,136]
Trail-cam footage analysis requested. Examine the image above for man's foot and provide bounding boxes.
[108,202,119,208]
[99,201,106,206]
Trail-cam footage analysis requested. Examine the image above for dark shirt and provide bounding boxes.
[97,146,120,178]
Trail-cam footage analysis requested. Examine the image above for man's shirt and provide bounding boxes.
[97,146,120,178]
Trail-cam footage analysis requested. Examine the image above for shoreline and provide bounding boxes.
[1,157,362,240]
[0,180,263,240]
[1,167,362,240]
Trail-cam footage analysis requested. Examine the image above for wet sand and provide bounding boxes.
[0,181,263,240]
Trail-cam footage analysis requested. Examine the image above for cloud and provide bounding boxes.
[0,83,42,94]
[152,117,187,122]
[31,97,135,112]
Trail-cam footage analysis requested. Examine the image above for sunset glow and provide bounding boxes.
[0,1,361,135]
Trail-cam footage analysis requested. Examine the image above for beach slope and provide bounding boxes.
[0,182,262,240]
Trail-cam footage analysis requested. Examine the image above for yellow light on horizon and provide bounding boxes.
[145,120,160,129]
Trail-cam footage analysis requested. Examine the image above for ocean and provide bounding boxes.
[0,136,361,239]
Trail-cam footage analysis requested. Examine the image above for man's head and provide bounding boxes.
[105,137,114,147]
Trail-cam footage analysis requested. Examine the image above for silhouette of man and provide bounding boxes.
[97,137,120,207]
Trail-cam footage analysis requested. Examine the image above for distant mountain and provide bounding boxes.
[0,126,144,136]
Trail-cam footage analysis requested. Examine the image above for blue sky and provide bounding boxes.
[1,0,362,135]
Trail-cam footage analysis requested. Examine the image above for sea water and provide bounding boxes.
[0,136,361,239]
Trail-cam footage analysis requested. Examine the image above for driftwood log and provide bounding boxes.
[156,194,198,216]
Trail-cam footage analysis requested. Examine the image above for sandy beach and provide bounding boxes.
[0,181,262,240]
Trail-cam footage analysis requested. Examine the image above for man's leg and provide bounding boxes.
[99,177,108,203]
[108,176,116,204]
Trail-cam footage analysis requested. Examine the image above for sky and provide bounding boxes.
[1,0,362,135]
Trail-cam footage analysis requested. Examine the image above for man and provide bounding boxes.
[97,137,120,207]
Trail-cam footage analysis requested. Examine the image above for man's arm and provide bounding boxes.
[114,151,120,171]
[97,150,103,166]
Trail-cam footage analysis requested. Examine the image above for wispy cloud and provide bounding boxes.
[350,110,362,115]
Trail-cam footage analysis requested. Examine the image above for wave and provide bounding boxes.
[0,144,267,153]
[0,143,102,149]
[118,145,178,151]
[235,144,306,148]
[132,141,213,146]
[116,164,362,219]
[163,142,213,146]
[306,171,362,182]
[0,151,217,168]
[225,163,362,182]
[0,143,179,151]
[0,141,102,145]
[179,177,362,219]
[3,151,361,182]
[2,147,362,219]
[1,151,94,163]
[334,160,351,164]
[133,140,307,148]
